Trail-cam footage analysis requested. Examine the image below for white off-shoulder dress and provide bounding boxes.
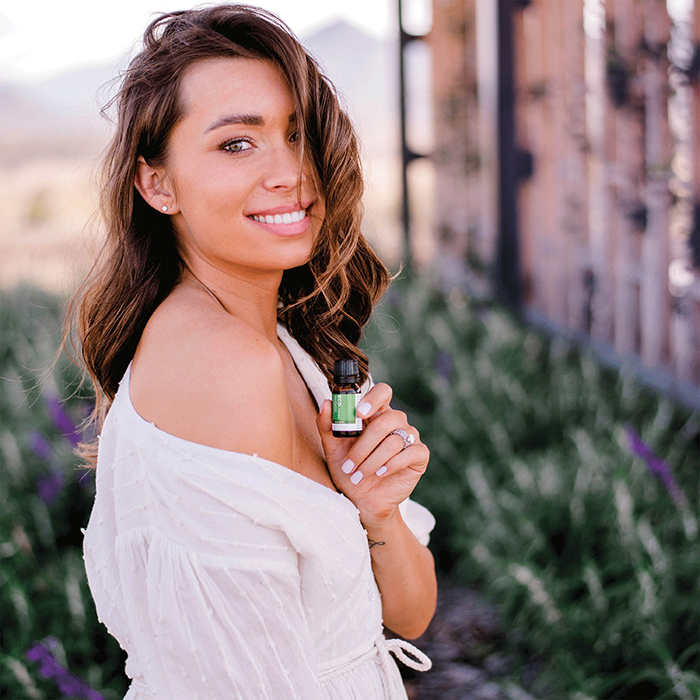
[82,324,435,700]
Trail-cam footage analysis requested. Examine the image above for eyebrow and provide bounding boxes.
[205,112,297,133]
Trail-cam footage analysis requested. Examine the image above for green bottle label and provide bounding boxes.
[332,393,362,431]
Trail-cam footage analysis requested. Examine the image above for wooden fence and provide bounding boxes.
[430,0,700,395]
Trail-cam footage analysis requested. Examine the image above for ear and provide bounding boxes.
[134,156,180,214]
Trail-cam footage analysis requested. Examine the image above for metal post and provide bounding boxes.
[494,0,524,311]
[397,0,427,271]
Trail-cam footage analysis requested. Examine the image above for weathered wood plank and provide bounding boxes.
[562,0,589,333]
[588,0,616,342]
[640,0,672,368]
[514,0,539,309]
[430,0,482,286]
[611,0,645,357]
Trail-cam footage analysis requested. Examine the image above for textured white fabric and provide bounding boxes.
[83,324,435,699]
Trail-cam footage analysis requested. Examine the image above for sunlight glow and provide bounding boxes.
[0,0,395,80]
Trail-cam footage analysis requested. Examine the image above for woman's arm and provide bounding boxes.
[362,509,437,639]
[316,385,437,639]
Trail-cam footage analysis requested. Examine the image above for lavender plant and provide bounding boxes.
[26,637,106,700]
[1,280,697,699]
[0,285,128,699]
[363,280,699,699]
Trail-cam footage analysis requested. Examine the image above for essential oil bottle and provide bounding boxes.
[331,359,363,438]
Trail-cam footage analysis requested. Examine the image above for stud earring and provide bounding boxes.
[161,205,168,212]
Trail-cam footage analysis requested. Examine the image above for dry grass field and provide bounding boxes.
[0,127,108,293]
[0,130,433,295]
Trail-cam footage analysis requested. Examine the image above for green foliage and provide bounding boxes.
[25,190,51,226]
[1,281,698,699]
[362,279,700,699]
[0,285,128,699]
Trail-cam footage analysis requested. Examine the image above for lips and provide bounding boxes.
[246,200,314,218]
[249,209,306,225]
[246,201,314,236]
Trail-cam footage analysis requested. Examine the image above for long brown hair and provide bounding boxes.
[67,5,390,462]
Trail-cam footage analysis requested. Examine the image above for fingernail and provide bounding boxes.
[376,465,388,477]
[341,459,354,474]
[350,470,364,484]
[357,402,371,416]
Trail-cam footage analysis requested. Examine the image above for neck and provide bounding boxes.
[180,257,283,342]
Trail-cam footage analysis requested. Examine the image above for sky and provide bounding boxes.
[0,0,431,81]
[0,0,692,82]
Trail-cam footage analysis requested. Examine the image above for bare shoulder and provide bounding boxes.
[129,288,292,466]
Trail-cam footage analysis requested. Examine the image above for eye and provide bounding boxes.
[289,131,300,144]
[220,137,253,153]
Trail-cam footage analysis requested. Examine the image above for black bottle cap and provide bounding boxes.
[334,358,360,384]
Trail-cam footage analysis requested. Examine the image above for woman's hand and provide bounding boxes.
[316,383,430,528]
[318,382,437,639]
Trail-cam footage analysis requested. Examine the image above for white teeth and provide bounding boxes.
[251,209,306,224]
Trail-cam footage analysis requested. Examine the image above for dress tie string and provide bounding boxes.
[382,638,432,672]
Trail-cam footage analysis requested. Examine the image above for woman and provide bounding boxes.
[76,5,437,698]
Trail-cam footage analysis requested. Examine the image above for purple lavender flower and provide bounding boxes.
[36,468,66,506]
[29,430,53,462]
[45,396,81,446]
[76,466,96,492]
[384,287,404,310]
[625,424,652,461]
[624,424,686,508]
[26,638,105,700]
[30,429,69,505]
[435,351,453,382]
[81,399,95,420]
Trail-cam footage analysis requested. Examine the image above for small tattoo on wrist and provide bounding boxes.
[368,539,386,549]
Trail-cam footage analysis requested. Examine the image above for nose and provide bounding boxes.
[262,139,305,191]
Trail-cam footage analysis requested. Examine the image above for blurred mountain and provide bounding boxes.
[0,59,123,126]
[0,19,428,286]
[0,61,119,165]
[302,19,431,157]
[0,80,58,131]
[302,20,398,139]
[0,19,413,164]
[33,59,125,119]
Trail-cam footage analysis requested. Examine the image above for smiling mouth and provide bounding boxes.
[248,208,307,225]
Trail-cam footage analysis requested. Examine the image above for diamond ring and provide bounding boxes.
[389,428,415,450]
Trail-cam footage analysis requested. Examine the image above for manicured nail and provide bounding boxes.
[357,402,371,416]
[350,470,364,484]
[341,459,354,474]
[376,466,388,477]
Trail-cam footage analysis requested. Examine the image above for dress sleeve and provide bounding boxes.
[399,498,436,547]
[112,458,322,700]
[362,376,436,548]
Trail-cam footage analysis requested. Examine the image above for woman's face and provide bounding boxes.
[159,57,325,277]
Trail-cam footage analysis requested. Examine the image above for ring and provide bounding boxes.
[389,428,415,450]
